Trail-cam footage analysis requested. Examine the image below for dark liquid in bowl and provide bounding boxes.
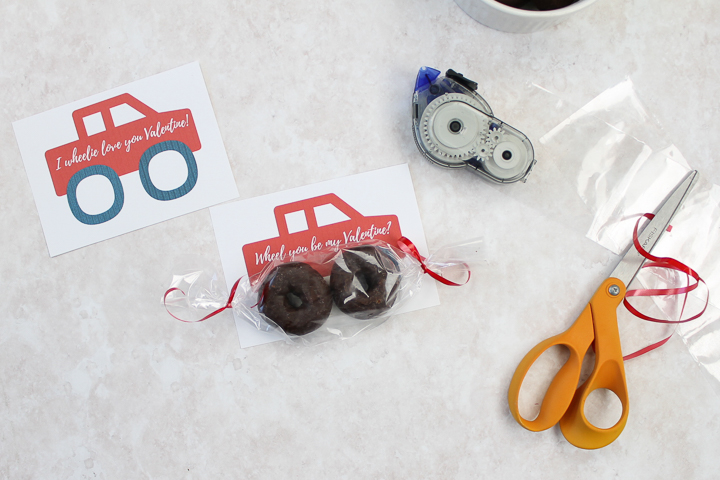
[496,0,579,11]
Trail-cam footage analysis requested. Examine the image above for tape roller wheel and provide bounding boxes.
[483,135,530,180]
[420,94,488,166]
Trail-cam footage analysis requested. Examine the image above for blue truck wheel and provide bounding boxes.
[66,165,125,225]
[139,140,198,201]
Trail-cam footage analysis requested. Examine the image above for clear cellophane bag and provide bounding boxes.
[164,237,482,346]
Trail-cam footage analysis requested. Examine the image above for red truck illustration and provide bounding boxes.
[242,194,402,280]
[45,93,201,225]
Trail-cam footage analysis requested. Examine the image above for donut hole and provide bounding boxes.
[285,291,304,309]
[353,268,378,295]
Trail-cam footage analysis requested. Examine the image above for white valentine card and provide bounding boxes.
[210,164,440,348]
[13,62,239,256]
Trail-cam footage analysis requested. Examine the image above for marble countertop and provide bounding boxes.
[2,0,720,478]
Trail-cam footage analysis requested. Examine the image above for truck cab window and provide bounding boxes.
[82,112,106,136]
[110,104,145,127]
[315,203,351,227]
[284,210,309,234]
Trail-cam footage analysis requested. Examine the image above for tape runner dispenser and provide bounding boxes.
[412,67,536,184]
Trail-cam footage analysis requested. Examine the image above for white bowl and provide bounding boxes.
[454,0,601,33]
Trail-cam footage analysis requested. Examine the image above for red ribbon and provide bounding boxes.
[396,236,470,287]
[622,214,708,360]
[164,277,242,323]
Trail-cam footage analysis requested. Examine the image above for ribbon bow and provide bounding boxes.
[164,277,242,323]
[396,236,471,287]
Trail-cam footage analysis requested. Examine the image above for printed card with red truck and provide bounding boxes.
[13,62,238,256]
[210,164,440,348]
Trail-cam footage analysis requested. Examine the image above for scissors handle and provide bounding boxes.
[560,278,629,449]
[508,278,629,449]
[508,299,594,432]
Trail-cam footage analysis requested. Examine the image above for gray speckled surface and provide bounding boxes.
[2,0,720,478]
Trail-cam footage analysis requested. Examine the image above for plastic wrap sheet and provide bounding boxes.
[537,79,720,396]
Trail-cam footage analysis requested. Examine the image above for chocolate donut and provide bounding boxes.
[258,262,333,336]
[330,246,399,320]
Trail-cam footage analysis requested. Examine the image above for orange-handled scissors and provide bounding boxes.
[508,170,698,449]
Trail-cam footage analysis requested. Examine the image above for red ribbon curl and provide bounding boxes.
[622,214,708,360]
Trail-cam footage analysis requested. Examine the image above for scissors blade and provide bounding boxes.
[610,170,698,286]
